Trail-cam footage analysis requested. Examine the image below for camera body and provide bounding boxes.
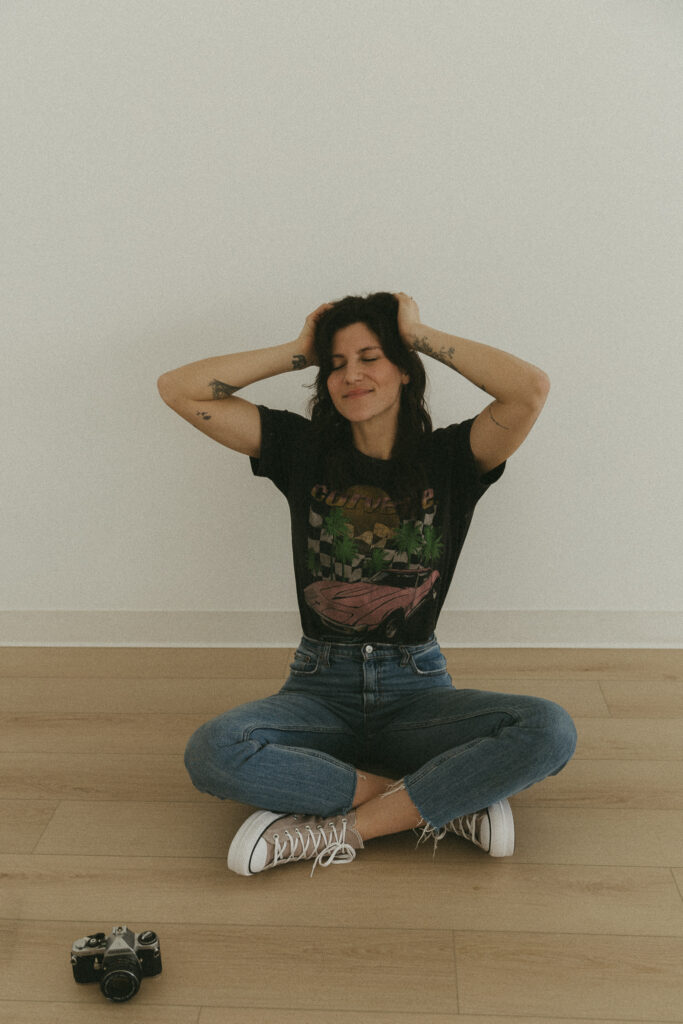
[71,925,161,1002]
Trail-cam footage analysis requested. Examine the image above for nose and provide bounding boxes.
[343,359,364,383]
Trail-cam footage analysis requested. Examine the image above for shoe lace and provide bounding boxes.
[445,811,486,850]
[412,811,486,855]
[271,817,358,877]
[412,820,446,858]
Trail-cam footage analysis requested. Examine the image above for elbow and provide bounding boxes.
[157,373,178,405]
[530,370,550,405]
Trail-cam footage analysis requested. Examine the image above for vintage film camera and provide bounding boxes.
[71,925,162,1002]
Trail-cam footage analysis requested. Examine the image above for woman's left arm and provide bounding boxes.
[395,293,550,476]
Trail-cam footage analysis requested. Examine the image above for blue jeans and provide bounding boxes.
[184,635,577,830]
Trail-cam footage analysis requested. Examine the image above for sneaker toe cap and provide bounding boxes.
[249,837,269,873]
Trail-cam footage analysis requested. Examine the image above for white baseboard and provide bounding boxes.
[0,610,680,647]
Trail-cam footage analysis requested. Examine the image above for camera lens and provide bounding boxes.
[100,956,142,1002]
[101,969,140,1002]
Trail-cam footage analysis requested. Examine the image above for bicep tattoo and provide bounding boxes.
[488,405,510,430]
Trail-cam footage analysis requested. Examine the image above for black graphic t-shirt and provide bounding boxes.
[250,405,505,644]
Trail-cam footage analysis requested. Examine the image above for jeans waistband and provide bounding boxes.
[298,633,439,665]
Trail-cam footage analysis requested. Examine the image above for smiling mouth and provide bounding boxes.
[344,388,373,398]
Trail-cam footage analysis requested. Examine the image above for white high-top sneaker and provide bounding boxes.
[228,809,364,876]
[441,798,515,856]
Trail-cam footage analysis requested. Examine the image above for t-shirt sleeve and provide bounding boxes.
[437,416,506,505]
[249,405,311,497]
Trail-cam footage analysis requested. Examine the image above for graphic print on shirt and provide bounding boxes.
[303,482,443,640]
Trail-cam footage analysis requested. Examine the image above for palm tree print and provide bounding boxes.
[366,546,390,578]
[322,508,352,579]
[334,534,359,580]
[421,525,444,566]
[392,520,423,566]
[324,508,350,541]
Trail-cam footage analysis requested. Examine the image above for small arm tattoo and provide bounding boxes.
[197,411,211,420]
[412,335,490,394]
[292,354,307,371]
[488,405,510,430]
[209,379,240,399]
[411,335,457,369]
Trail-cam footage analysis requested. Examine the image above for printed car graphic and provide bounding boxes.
[304,567,440,639]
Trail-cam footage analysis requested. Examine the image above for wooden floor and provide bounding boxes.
[1,646,682,1024]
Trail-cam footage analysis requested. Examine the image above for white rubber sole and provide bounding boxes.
[486,798,515,857]
[227,810,286,876]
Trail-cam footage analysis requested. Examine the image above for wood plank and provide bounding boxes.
[34,800,683,869]
[512,806,683,868]
[34,800,252,858]
[0,753,199,802]
[0,713,207,754]
[0,801,57,854]
[0,1004,200,1024]
[0,647,291,679]
[443,648,682,681]
[0,920,457,1014]
[0,677,282,714]
[672,870,683,900]
[454,931,683,1021]
[199,1013,659,1024]
[3,852,681,937]
[512,758,683,810]
[601,679,683,717]
[572,717,683,759]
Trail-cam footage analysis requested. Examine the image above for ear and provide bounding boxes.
[401,373,410,386]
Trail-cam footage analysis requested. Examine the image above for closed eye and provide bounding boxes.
[330,356,381,370]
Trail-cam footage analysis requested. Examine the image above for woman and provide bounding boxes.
[158,291,577,877]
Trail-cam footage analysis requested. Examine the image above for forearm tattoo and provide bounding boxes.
[411,335,456,367]
[291,354,307,370]
[411,335,489,393]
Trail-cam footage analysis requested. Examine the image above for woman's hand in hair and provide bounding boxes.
[295,301,336,368]
[394,292,422,344]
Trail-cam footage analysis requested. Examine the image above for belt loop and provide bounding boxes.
[399,645,410,667]
[320,641,331,667]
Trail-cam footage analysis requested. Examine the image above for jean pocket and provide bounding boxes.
[408,647,450,677]
[288,649,321,676]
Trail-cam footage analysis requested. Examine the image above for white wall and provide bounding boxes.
[2,0,681,646]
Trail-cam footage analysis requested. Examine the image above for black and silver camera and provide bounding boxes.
[71,925,162,1002]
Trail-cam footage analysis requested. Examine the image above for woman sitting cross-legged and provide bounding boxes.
[158,290,577,876]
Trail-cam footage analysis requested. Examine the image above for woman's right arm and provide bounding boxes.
[157,303,333,457]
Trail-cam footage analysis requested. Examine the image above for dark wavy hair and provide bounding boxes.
[308,291,432,519]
